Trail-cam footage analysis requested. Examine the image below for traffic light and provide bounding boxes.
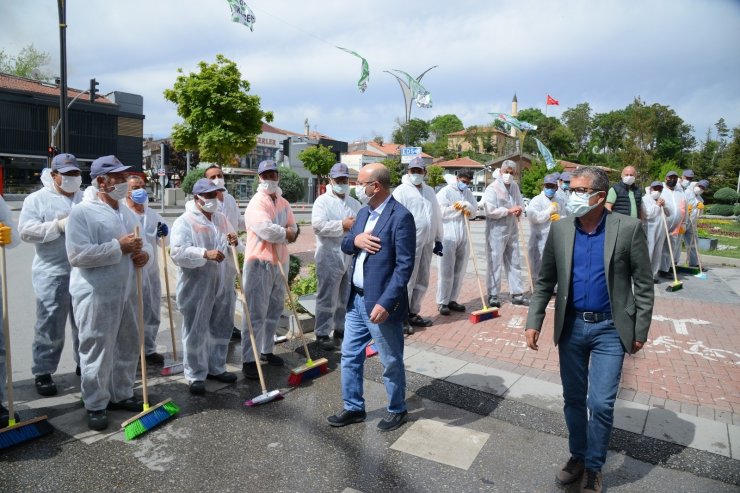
[89,78,99,102]
[48,146,60,158]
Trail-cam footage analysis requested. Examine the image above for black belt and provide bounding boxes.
[352,285,364,296]
[575,311,612,323]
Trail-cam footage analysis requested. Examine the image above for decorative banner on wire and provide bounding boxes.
[391,69,432,108]
[534,137,557,169]
[490,113,538,132]
[336,47,369,93]
[227,0,256,31]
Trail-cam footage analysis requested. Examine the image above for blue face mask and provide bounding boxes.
[562,183,570,191]
[131,188,148,204]
[457,182,468,191]
[544,188,556,199]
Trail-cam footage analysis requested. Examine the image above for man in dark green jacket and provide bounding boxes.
[525,166,654,493]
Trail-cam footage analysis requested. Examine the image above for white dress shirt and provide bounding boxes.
[352,194,392,289]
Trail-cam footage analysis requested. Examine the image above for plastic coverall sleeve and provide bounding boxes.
[0,196,20,248]
[18,194,64,244]
[248,195,294,243]
[66,207,123,268]
[312,197,346,238]
[527,193,554,225]
[427,185,444,243]
[170,215,208,269]
[482,184,509,219]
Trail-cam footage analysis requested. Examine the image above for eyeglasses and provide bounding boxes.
[571,187,604,198]
[357,180,377,187]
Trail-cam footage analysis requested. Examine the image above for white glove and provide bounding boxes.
[57,216,69,233]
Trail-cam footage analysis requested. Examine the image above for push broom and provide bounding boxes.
[230,245,282,406]
[659,208,684,292]
[0,223,53,449]
[122,227,179,439]
[274,248,329,387]
[159,238,184,376]
[464,214,499,323]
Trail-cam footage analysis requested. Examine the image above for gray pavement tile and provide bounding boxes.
[390,418,490,470]
[47,407,127,445]
[503,375,564,412]
[613,399,650,435]
[403,349,468,380]
[402,344,422,360]
[644,408,730,457]
[728,424,740,460]
[444,362,522,397]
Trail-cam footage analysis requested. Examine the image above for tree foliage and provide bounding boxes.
[299,144,336,184]
[181,167,206,195]
[426,165,446,187]
[164,55,273,165]
[561,103,593,159]
[392,118,429,146]
[251,167,305,203]
[429,114,464,139]
[381,157,405,187]
[0,44,52,79]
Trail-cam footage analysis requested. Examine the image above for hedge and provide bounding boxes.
[713,187,739,204]
[710,203,735,216]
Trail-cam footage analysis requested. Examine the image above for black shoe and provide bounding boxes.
[231,326,241,340]
[316,335,336,351]
[659,270,673,279]
[377,410,408,432]
[242,362,259,380]
[448,301,466,312]
[189,380,206,395]
[403,323,415,335]
[87,409,108,431]
[408,314,433,327]
[0,404,19,429]
[511,294,530,306]
[327,409,367,427]
[654,278,660,284]
[438,304,451,315]
[75,365,81,376]
[260,353,284,367]
[35,374,58,397]
[487,296,501,308]
[332,328,344,340]
[145,352,165,365]
[107,396,144,412]
[207,371,237,383]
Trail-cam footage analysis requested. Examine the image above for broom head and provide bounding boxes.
[122,398,180,440]
[244,390,284,407]
[666,281,684,292]
[160,361,184,376]
[365,343,378,358]
[0,415,53,449]
[469,306,499,324]
[288,358,329,387]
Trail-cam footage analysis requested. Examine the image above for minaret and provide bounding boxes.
[510,93,518,138]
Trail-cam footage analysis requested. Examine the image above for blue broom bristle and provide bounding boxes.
[124,401,180,440]
[0,420,53,449]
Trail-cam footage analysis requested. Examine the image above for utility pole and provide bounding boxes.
[57,0,69,152]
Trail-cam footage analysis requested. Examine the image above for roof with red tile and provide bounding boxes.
[0,72,114,104]
[343,150,385,157]
[432,156,484,169]
[261,122,302,136]
[367,141,432,158]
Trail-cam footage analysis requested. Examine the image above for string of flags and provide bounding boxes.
[336,47,370,93]
[490,113,537,132]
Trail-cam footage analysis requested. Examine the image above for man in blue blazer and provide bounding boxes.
[327,163,416,432]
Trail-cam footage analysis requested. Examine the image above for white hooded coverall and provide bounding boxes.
[660,184,686,271]
[526,190,567,282]
[483,178,525,297]
[435,182,476,305]
[642,188,667,279]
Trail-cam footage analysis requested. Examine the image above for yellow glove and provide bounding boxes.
[0,223,11,246]
[550,202,559,213]
[697,202,704,210]
[688,204,693,214]
[678,226,686,234]
[550,213,561,222]
[453,201,463,211]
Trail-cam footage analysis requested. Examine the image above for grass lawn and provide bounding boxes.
[695,218,740,259]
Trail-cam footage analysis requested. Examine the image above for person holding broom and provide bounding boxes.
[170,178,240,395]
[66,156,151,431]
[0,195,20,428]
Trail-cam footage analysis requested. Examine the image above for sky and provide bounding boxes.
[2,0,739,146]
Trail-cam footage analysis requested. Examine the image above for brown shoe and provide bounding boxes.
[556,456,584,486]
[580,469,602,492]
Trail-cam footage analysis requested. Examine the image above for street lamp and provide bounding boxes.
[384,66,437,146]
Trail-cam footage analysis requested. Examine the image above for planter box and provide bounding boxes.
[697,237,718,251]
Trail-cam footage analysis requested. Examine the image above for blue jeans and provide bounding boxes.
[558,315,625,471]
[341,292,406,414]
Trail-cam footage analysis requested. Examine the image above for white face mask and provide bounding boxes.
[356,183,375,204]
[650,190,661,200]
[105,182,129,201]
[681,179,690,189]
[332,184,349,195]
[501,173,512,185]
[694,186,703,196]
[211,177,225,188]
[408,173,424,186]
[198,196,219,213]
[258,180,279,194]
[622,176,635,186]
[566,192,601,217]
[59,175,81,193]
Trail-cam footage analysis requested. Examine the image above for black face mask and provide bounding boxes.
[665,177,678,188]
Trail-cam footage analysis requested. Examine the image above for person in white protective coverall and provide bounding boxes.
[392,156,443,332]
[482,159,530,308]
[642,181,667,283]
[124,175,168,365]
[680,174,707,268]
[66,155,151,431]
[526,174,568,282]
[169,178,240,395]
[241,160,297,380]
[18,155,82,397]
[435,170,476,315]
[658,171,686,278]
[311,163,361,350]
[0,195,20,428]
[204,164,244,340]
[556,171,572,203]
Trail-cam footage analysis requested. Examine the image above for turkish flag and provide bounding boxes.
[546,95,559,106]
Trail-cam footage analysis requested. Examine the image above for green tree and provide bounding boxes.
[251,167,305,202]
[163,54,273,165]
[381,157,405,187]
[181,167,206,195]
[520,160,550,198]
[429,114,464,139]
[299,144,336,188]
[591,110,627,164]
[0,44,52,79]
[392,118,429,146]
[426,165,446,188]
[561,102,592,158]
[715,127,740,191]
